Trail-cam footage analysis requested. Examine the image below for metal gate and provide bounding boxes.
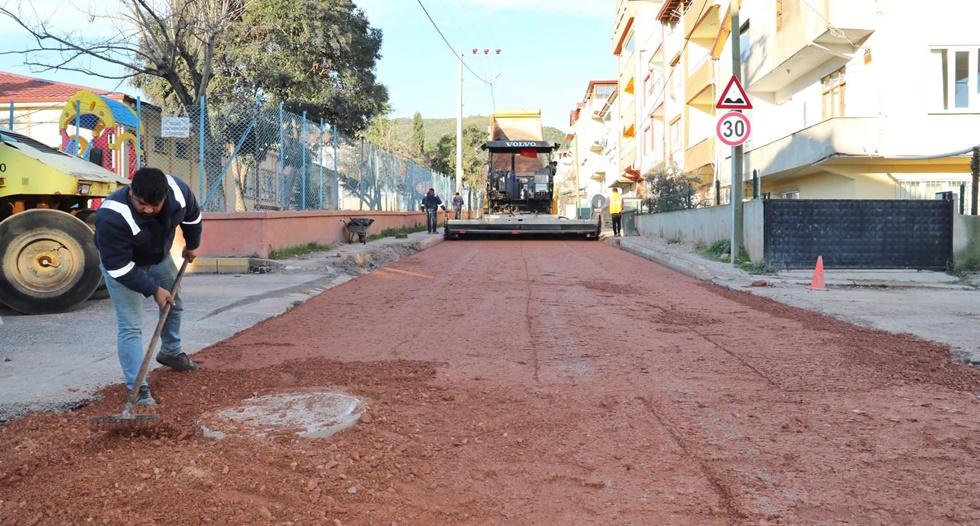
[763,197,953,270]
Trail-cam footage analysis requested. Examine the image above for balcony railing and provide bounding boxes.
[684,0,721,42]
[685,57,715,108]
[684,136,715,172]
[744,117,881,177]
[748,1,875,93]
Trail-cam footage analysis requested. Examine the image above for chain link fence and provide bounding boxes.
[151,100,459,213]
[6,96,461,213]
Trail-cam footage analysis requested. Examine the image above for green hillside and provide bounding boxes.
[391,116,567,150]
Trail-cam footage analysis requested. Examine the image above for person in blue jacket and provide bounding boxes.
[94,167,203,407]
[422,188,443,234]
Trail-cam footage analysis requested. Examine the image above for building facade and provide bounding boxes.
[601,0,979,209]
[560,80,619,217]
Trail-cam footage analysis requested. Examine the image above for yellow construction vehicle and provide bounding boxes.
[0,128,130,314]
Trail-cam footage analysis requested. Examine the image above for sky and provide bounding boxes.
[0,0,619,131]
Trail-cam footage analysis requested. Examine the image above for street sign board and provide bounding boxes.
[716,112,751,147]
[715,75,752,110]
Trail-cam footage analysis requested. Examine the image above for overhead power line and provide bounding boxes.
[416,0,483,80]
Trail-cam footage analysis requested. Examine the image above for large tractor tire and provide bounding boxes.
[0,209,102,314]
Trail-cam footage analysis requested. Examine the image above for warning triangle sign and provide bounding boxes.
[716,75,752,110]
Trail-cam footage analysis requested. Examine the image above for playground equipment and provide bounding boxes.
[58,89,142,180]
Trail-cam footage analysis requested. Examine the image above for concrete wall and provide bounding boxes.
[182,210,444,258]
[634,200,764,261]
[954,214,980,266]
[638,202,980,268]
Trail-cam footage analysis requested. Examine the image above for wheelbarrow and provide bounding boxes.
[341,217,374,244]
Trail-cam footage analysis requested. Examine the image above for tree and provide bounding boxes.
[643,163,703,213]
[430,124,485,190]
[0,0,387,136]
[409,112,425,162]
[1,0,245,111]
[218,0,387,136]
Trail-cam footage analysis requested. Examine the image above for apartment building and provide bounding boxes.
[610,0,979,207]
[560,80,619,217]
[611,1,665,197]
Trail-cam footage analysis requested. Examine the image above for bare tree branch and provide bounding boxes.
[0,0,249,106]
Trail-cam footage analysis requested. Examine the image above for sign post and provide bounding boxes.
[716,19,752,262]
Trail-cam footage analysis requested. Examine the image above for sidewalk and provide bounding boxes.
[610,233,980,365]
[612,233,979,290]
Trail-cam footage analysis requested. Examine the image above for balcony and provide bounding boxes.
[685,57,716,109]
[620,142,637,172]
[684,136,715,173]
[620,99,636,130]
[744,117,882,181]
[684,0,722,43]
[748,1,876,95]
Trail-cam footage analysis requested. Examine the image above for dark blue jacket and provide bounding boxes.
[422,193,442,211]
[94,175,202,297]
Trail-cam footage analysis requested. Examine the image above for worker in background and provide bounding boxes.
[609,187,624,237]
[422,187,443,234]
[452,192,464,220]
[94,167,203,407]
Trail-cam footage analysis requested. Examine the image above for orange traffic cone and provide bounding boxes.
[808,256,828,291]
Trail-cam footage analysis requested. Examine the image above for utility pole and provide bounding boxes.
[457,48,502,197]
[456,52,463,195]
[730,1,744,264]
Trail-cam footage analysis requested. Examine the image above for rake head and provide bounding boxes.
[88,412,160,430]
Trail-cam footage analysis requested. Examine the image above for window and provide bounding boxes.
[668,58,680,101]
[648,63,663,102]
[931,47,980,111]
[175,141,189,159]
[669,119,682,155]
[822,67,846,119]
[153,136,167,154]
[779,190,799,199]
[739,22,750,63]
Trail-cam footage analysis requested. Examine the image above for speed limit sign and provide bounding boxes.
[716,111,751,147]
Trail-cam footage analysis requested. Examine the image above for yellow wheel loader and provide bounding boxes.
[0,129,130,314]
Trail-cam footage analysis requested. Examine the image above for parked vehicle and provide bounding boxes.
[0,128,130,314]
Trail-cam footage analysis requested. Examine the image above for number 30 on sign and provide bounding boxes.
[716,112,751,147]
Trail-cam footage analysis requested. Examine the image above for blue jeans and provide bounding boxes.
[100,255,183,390]
[426,209,438,232]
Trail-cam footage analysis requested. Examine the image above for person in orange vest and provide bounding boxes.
[609,187,624,237]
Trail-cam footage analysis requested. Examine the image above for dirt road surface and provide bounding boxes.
[2,239,980,525]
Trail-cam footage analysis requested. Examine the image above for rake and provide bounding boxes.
[88,258,188,430]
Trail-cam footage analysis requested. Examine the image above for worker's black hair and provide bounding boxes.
[130,167,169,204]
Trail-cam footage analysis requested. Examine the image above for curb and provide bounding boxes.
[618,240,715,282]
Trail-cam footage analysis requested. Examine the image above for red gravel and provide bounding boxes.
[2,239,979,525]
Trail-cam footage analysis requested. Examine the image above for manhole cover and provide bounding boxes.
[199,392,362,439]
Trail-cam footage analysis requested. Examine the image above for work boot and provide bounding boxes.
[136,385,157,407]
[156,352,199,372]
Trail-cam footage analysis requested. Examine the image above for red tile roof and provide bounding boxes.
[0,71,123,103]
